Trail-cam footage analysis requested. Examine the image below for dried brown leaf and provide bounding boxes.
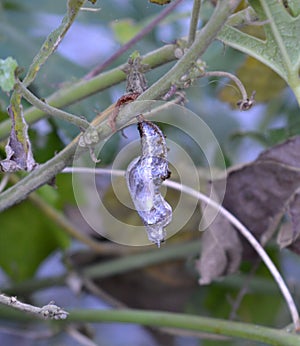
[0,105,36,172]
[219,136,300,258]
[196,212,242,285]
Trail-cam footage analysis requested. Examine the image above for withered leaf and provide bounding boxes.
[219,136,300,258]
[0,104,36,172]
[196,211,242,285]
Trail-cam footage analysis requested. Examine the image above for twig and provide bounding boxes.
[16,80,90,129]
[188,0,202,46]
[203,71,245,100]
[0,2,238,142]
[65,167,300,331]
[138,0,242,101]
[0,43,178,141]
[0,94,184,212]
[0,294,68,320]
[84,0,184,79]
[203,71,256,110]
[0,2,241,211]
[23,0,85,87]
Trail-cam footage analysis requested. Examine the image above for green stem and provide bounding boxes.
[0,0,241,210]
[23,0,85,87]
[0,44,176,141]
[83,241,199,278]
[67,309,300,346]
[16,81,90,129]
[203,71,248,101]
[188,0,201,46]
[138,0,242,101]
[0,108,117,211]
[4,241,199,296]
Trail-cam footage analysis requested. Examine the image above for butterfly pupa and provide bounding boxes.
[126,117,172,247]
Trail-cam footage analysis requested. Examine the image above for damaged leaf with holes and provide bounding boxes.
[0,102,36,172]
[199,136,300,283]
[223,136,300,257]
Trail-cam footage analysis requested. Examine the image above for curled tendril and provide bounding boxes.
[126,115,172,247]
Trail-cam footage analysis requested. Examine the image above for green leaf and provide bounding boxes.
[0,200,69,282]
[0,57,18,92]
[217,0,300,100]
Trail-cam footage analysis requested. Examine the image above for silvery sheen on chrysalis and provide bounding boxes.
[126,116,172,247]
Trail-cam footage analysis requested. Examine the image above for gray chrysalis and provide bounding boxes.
[126,116,172,247]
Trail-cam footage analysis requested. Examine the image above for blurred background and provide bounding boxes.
[1,0,300,345]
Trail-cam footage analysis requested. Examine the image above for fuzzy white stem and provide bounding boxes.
[0,294,68,320]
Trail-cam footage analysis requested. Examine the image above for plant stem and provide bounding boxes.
[138,0,242,101]
[16,81,90,129]
[67,309,300,346]
[23,0,85,87]
[203,71,248,101]
[0,137,78,210]
[2,0,86,171]
[84,0,184,79]
[0,294,68,320]
[83,240,199,279]
[0,44,177,141]
[0,1,241,211]
[188,0,201,46]
[0,99,124,211]
[0,93,177,210]
[4,240,199,296]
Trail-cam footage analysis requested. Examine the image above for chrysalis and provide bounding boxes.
[126,116,172,247]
